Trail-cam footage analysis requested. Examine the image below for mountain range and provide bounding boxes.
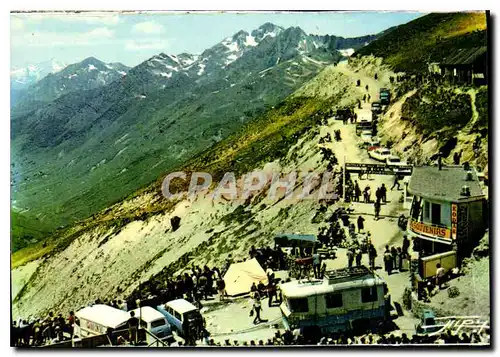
[11,23,379,250]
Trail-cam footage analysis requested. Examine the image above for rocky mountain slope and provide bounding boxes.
[11,23,377,250]
[11,59,67,90]
[12,57,130,112]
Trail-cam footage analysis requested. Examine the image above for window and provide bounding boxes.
[151,319,166,328]
[423,201,430,222]
[325,293,343,308]
[361,286,378,303]
[174,311,182,321]
[140,320,147,328]
[431,203,441,225]
[289,298,309,313]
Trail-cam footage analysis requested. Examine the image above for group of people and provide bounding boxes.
[11,311,76,347]
[199,328,489,346]
[382,235,411,275]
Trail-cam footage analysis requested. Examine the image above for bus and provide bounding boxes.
[279,266,390,334]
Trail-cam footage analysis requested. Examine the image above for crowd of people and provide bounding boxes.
[196,328,490,347]
[11,311,76,347]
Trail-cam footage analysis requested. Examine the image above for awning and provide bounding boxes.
[274,234,317,248]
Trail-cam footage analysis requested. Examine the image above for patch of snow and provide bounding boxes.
[225,54,239,65]
[114,147,128,158]
[67,73,78,79]
[244,35,257,47]
[118,71,127,76]
[338,48,355,57]
[263,31,277,39]
[119,168,127,174]
[159,72,173,78]
[105,64,113,70]
[223,40,239,53]
[167,54,180,64]
[211,90,220,94]
[230,83,236,87]
[114,133,129,145]
[197,63,206,76]
[88,64,97,71]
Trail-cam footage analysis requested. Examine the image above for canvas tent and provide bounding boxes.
[223,258,268,296]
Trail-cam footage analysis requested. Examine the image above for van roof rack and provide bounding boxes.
[324,266,372,284]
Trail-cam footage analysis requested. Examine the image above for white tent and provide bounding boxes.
[223,258,268,296]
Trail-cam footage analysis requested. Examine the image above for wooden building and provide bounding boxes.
[438,46,488,85]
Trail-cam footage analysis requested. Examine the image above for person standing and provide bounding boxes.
[216,276,226,302]
[380,183,387,203]
[127,311,139,345]
[374,200,381,220]
[368,244,377,270]
[312,249,321,279]
[355,248,363,266]
[354,181,361,202]
[396,247,403,271]
[347,249,354,268]
[402,235,410,258]
[383,246,392,274]
[436,263,446,289]
[250,291,264,324]
[357,216,365,233]
[390,246,398,273]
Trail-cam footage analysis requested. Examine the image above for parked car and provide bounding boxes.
[385,155,406,167]
[371,101,382,113]
[360,133,373,143]
[369,148,392,161]
[386,155,411,174]
[415,310,443,335]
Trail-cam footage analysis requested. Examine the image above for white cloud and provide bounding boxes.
[132,21,165,34]
[125,39,169,51]
[11,27,115,48]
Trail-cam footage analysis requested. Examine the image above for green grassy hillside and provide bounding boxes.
[354,12,488,72]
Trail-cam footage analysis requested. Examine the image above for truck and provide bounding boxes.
[379,88,391,105]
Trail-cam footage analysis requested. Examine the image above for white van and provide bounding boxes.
[132,306,173,343]
[74,304,129,338]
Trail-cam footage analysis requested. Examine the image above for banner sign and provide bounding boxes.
[345,163,413,176]
[451,203,458,239]
[409,218,451,239]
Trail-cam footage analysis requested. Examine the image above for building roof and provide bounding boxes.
[407,166,484,202]
[75,304,130,329]
[441,46,487,66]
[165,299,198,314]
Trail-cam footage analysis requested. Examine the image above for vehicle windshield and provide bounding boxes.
[151,318,166,329]
[381,150,390,155]
[389,158,401,162]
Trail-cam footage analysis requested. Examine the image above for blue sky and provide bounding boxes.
[10,11,424,68]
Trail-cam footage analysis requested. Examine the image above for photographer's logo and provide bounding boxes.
[161,170,340,202]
